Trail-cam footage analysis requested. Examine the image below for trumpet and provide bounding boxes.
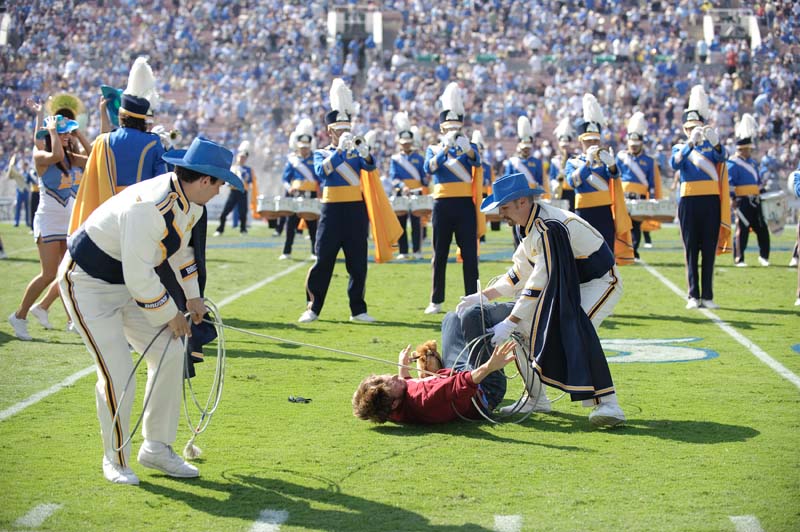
[348,135,366,151]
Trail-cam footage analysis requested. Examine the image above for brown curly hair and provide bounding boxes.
[352,375,395,423]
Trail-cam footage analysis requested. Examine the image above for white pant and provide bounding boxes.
[58,255,183,467]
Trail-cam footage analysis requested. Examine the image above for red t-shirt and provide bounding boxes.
[388,370,482,424]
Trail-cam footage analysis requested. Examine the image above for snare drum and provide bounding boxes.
[540,198,569,211]
[760,191,787,235]
[256,195,282,220]
[390,195,410,214]
[626,199,676,222]
[409,195,433,217]
[274,195,296,217]
[295,197,321,221]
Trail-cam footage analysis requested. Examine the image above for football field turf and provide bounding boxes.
[1,221,798,531]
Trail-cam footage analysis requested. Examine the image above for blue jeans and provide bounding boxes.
[440,303,513,410]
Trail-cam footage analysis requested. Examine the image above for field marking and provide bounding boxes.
[249,509,288,532]
[729,515,764,532]
[640,260,800,391]
[14,503,62,528]
[493,515,522,532]
[0,262,310,423]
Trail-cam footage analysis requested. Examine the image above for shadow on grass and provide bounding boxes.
[140,469,492,531]
[604,312,775,330]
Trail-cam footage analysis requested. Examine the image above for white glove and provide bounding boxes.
[455,134,471,153]
[490,318,516,345]
[337,132,353,152]
[356,141,370,158]
[585,145,600,162]
[689,127,703,146]
[598,148,615,167]
[455,292,489,319]
[443,131,457,148]
[703,126,719,147]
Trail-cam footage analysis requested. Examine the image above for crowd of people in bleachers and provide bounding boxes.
[1,0,799,196]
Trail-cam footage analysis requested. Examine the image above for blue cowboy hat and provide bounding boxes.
[480,172,544,212]
[162,137,244,191]
[35,115,80,139]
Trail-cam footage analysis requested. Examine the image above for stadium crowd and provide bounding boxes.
[1,0,799,196]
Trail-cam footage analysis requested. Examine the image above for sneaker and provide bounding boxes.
[350,312,376,323]
[213,230,222,237]
[795,298,800,307]
[66,321,80,334]
[396,253,407,260]
[0,249,7,259]
[685,298,700,310]
[701,299,719,309]
[310,254,318,260]
[29,304,53,330]
[643,243,653,249]
[102,456,139,485]
[498,394,552,415]
[137,440,199,478]
[412,252,423,260]
[298,310,318,323]
[8,312,32,341]
[278,253,291,260]
[758,256,769,267]
[272,231,281,237]
[424,302,442,314]
[790,257,798,268]
[589,403,626,427]
[735,262,748,267]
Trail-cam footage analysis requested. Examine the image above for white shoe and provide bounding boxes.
[701,299,719,309]
[424,302,442,314]
[498,394,552,415]
[66,321,80,334]
[137,440,199,478]
[396,253,407,260]
[794,298,800,306]
[790,257,798,267]
[412,252,423,260]
[735,262,748,267]
[0,249,6,259]
[310,254,317,260]
[685,298,700,310]
[589,402,626,427]
[758,256,769,267]
[643,243,653,249]
[278,253,290,260]
[298,310,318,323]
[8,312,32,341]
[29,304,53,330]
[212,230,222,237]
[350,312,376,323]
[102,456,139,485]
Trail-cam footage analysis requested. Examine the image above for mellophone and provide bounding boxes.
[625,199,678,222]
[257,194,321,221]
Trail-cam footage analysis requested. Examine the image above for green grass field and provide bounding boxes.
[1,220,798,532]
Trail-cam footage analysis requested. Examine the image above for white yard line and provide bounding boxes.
[249,509,289,532]
[640,260,800,391]
[14,503,62,528]
[493,515,523,532]
[729,515,765,532]
[0,262,310,423]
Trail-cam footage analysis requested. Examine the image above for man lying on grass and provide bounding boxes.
[352,312,516,424]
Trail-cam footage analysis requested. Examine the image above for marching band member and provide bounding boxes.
[504,115,550,198]
[280,119,319,259]
[549,116,576,212]
[472,130,497,234]
[58,137,243,484]
[69,57,166,231]
[389,112,426,260]
[423,82,483,314]
[565,94,633,263]
[616,112,662,260]
[789,167,800,306]
[299,79,379,324]
[670,84,731,309]
[728,114,769,267]
[214,141,256,235]
[456,172,625,425]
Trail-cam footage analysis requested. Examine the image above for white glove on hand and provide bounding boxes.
[356,141,370,158]
[490,318,516,345]
[337,132,353,152]
[455,134,471,153]
[586,145,600,162]
[703,126,719,147]
[598,149,615,167]
[689,127,703,146]
[443,131,457,148]
[455,292,489,319]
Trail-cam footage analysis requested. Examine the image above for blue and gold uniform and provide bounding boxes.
[215,142,255,235]
[565,154,618,252]
[617,149,661,257]
[281,151,319,255]
[504,155,550,197]
[728,154,768,264]
[389,150,426,256]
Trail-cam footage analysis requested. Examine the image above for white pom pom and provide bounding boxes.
[183,435,202,460]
